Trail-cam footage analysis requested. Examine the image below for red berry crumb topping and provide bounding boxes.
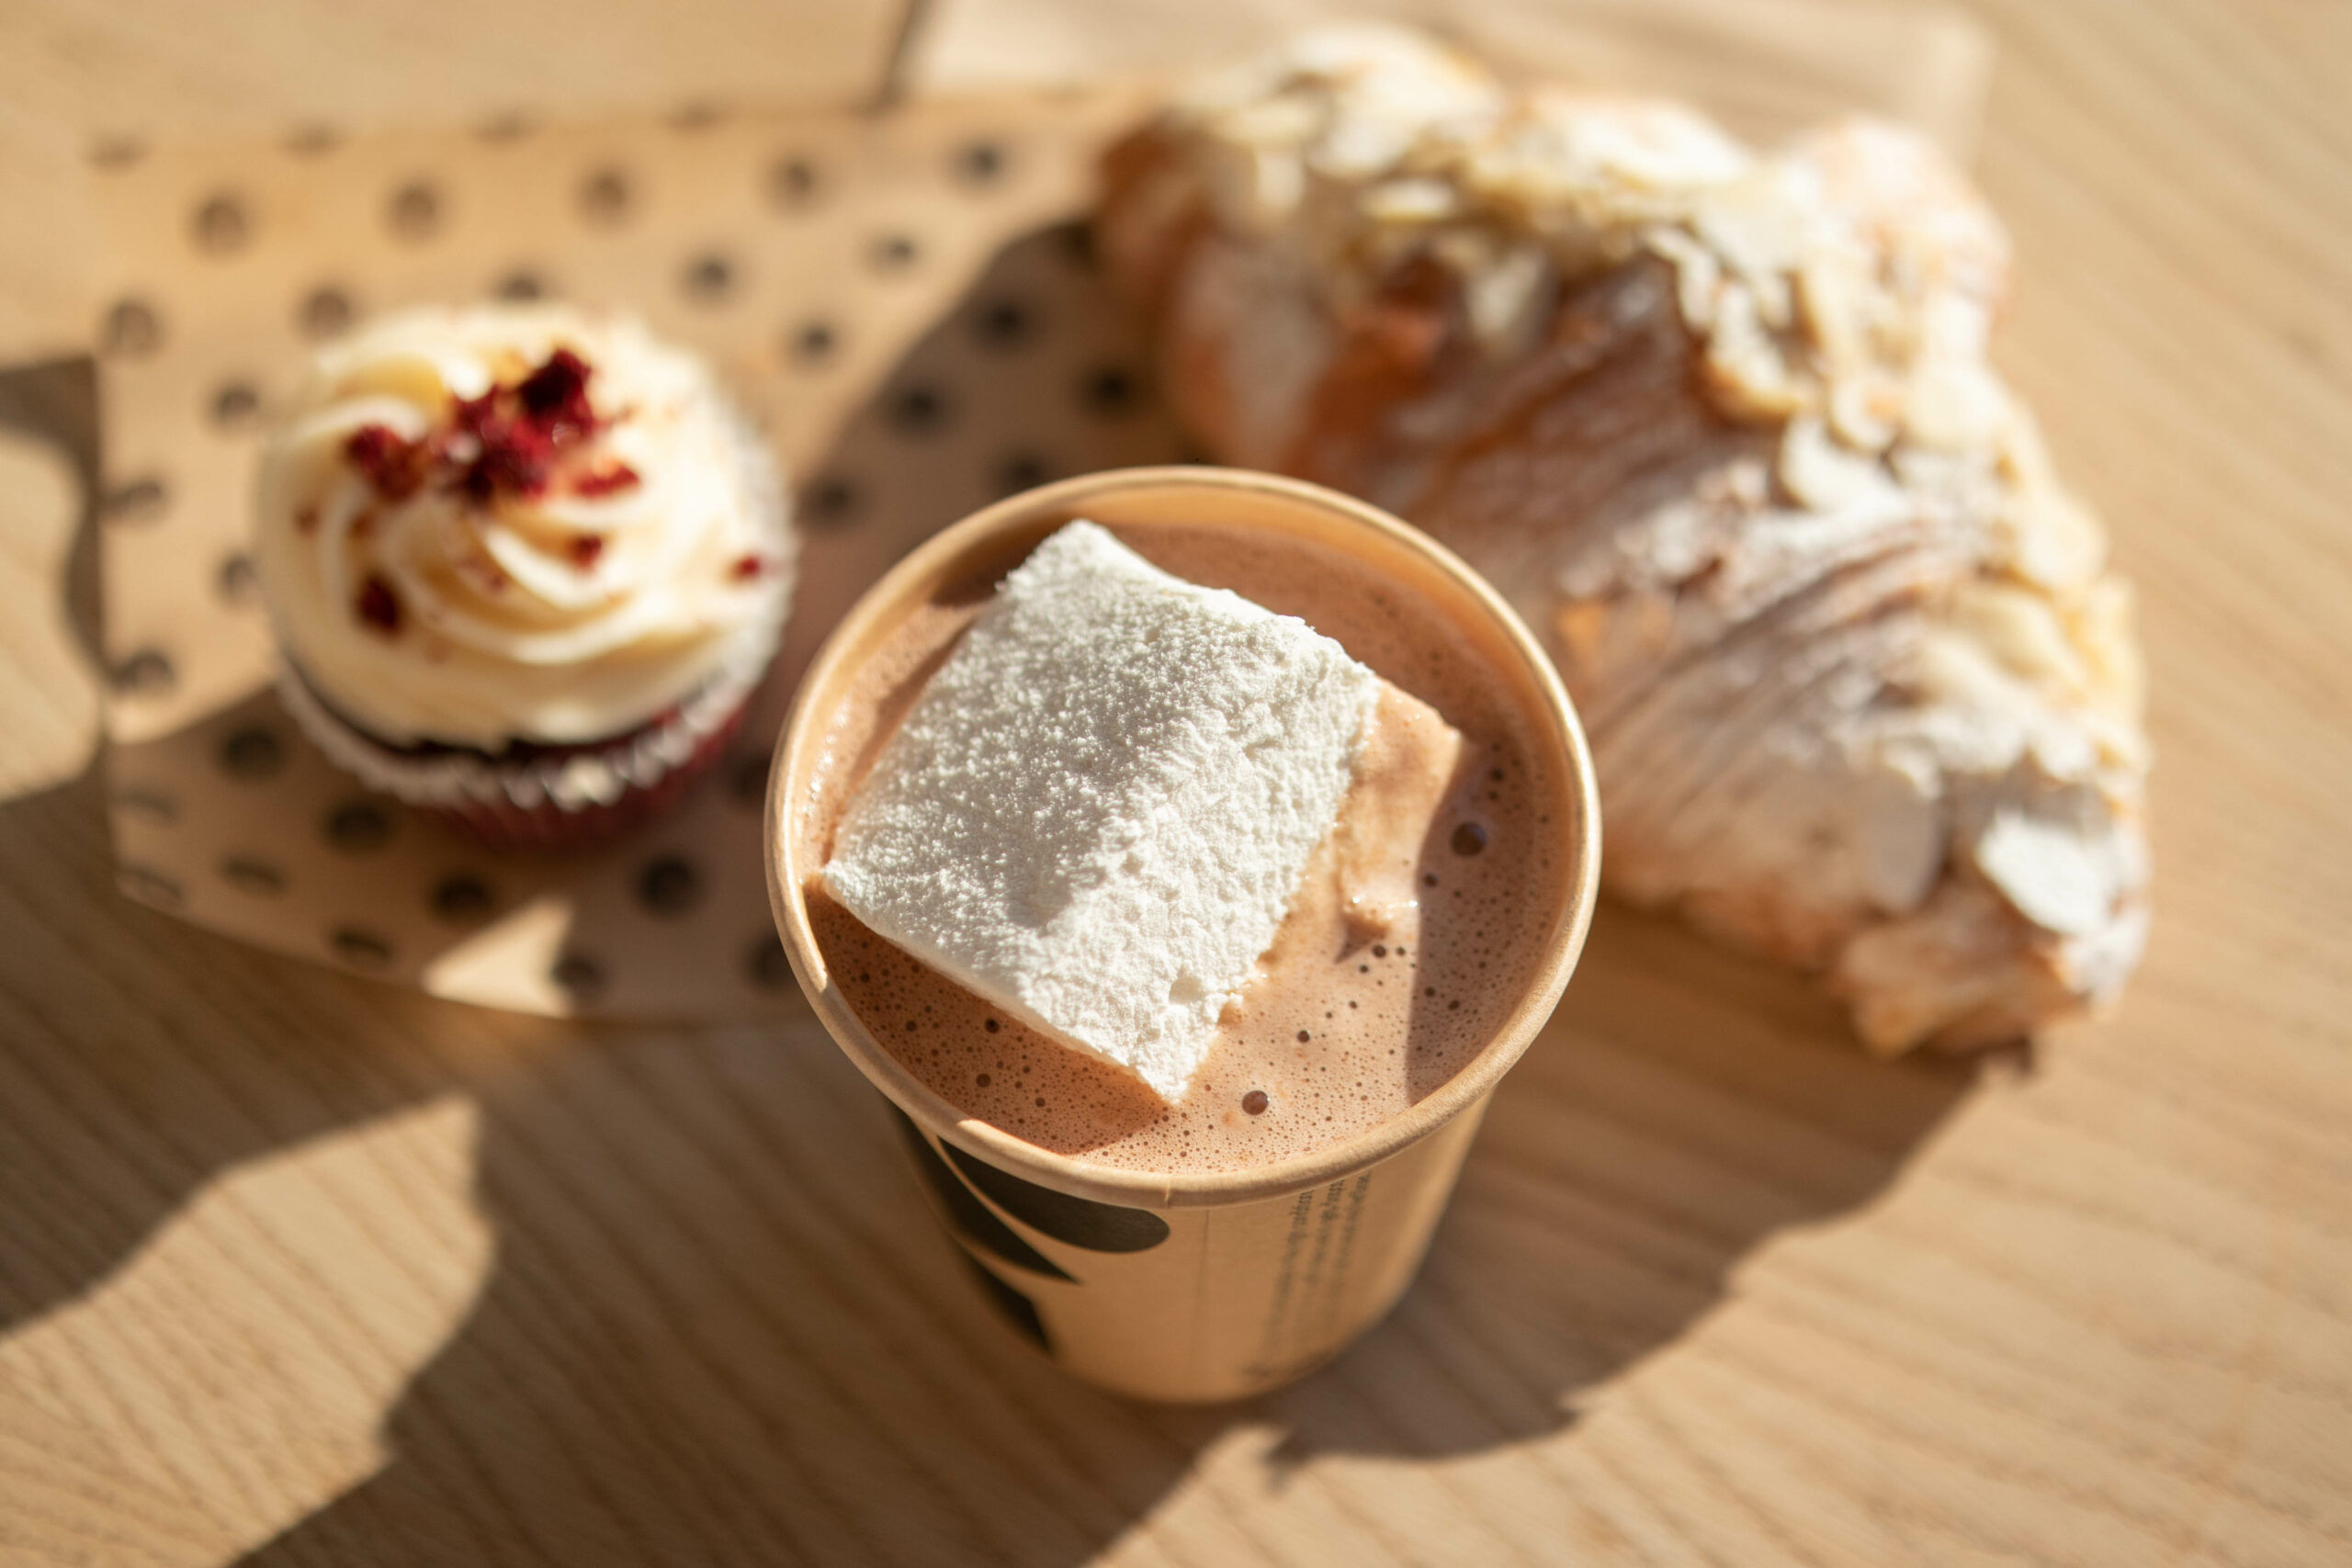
[345,424,425,501]
[572,461,641,497]
[516,347,595,431]
[342,346,610,511]
[356,572,403,635]
[569,535,606,569]
[731,555,765,581]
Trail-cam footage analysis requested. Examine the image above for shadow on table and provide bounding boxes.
[1261,904,1999,1467]
[0,288,1992,1566]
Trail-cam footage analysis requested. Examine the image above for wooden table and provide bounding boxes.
[4,1,2348,1562]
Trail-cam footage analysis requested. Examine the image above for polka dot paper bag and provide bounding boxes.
[91,91,1186,1019]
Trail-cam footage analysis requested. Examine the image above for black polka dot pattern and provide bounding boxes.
[888,383,951,437]
[193,194,250,254]
[746,934,794,990]
[972,297,1035,351]
[804,475,862,527]
[101,299,163,357]
[1055,221,1098,271]
[324,800,392,852]
[770,156,820,209]
[112,649,175,696]
[954,141,1007,186]
[729,752,772,807]
[430,873,495,924]
[102,479,168,525]
[211,381,262,429]
[220,726,286,780]
[332,927,394,968]
[388,182,442,242]
[299,287,356,339]
[551,951,607,1001]
[682,252,735,303]
[113,789,176,824]
[120,865,186,908]
[89,137,147,170]
[89,98,1196,1026]
[868,233,920,273]
[994,452,1049,497]
[787,319,839,367]
[636,855,701,916]
[217,552,259,607]
[1080,365,1143,416]
[579,168,633,225]
[220,855,285,896]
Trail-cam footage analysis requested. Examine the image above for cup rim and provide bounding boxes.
[764,466,1601,1210]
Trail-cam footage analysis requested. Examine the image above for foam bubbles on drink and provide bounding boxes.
[803,519,1572,1178]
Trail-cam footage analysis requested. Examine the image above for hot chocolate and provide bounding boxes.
[794,513,1577,1179]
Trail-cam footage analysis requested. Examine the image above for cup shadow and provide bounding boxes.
[1261,902,1996,1463]
[3,751,1979,1565]
[0,245,1986,1562]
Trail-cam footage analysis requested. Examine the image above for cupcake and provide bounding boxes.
[254,304,793,851]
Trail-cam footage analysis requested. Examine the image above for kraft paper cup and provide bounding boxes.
[764,468,1600,1403]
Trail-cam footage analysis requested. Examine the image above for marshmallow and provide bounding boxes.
[825,521,1381,1100]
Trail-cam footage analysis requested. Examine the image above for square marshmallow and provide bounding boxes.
[825,521,1380,1100]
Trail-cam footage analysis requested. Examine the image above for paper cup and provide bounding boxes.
[764,468,1600,1402]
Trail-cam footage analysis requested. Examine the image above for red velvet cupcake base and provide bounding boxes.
[417,695,753,853]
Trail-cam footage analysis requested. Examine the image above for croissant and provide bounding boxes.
[1099,26,2150,1051]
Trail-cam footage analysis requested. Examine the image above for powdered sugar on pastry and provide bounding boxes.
[1102,25,2151,1051]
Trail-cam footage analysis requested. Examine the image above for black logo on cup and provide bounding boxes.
[892,1109,1070,1281]
[941,1142,1170,1253]
[957,1254,1050,1351]
[888,1104,1173,1356]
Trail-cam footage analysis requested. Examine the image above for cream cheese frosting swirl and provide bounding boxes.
[255,305,791,750]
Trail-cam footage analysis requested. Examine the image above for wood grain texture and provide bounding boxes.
[4,1,2351,1563]
[911,0,1995,155]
